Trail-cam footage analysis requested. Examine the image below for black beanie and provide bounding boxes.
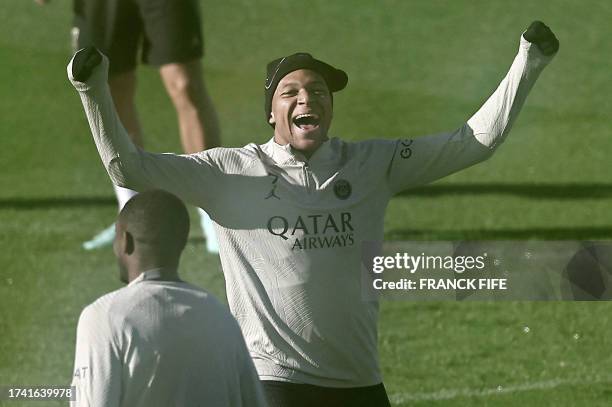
[264,52,348,124]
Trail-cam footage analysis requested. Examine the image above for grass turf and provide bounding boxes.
[1,0,611,405]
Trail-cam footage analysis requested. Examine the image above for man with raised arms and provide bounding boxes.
[67,21,558,406]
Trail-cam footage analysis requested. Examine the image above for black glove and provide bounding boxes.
[524,21,559,56]
[72,47,103,82]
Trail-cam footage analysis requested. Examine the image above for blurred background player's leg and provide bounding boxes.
[76,0,220,253]
[159,61,221,253]
[141,0,221,253]
[75,0,144,250]
[160,61,220,152]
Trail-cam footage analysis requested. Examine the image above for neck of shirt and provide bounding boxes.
[129,268,182,286]
[268,137,334,166]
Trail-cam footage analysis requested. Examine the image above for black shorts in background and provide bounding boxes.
[73,0,204,75]
[262,381,391,407]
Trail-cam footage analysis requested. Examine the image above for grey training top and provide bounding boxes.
[68,35,554,387]
[71,270,267,406]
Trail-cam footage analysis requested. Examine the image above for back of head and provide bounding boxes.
[117,190,190,263]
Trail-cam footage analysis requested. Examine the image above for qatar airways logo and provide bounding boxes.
[267,212,354,251]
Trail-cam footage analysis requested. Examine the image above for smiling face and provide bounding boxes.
[269,69,333,158]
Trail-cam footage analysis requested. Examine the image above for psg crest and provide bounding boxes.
[333,179,352,200]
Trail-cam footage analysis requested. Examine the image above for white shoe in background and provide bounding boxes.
[83,223,116,250]
[197,208,219,254]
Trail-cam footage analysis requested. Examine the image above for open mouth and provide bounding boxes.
[292,113,320,131]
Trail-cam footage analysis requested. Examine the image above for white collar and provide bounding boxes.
[263,137,335,166]
[128,268,181,286]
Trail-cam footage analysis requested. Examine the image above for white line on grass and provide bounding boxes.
[389,375,612,404]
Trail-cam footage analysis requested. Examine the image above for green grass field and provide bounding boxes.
[1,0,611,405]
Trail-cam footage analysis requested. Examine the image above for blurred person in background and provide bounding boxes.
[36,0,221,253]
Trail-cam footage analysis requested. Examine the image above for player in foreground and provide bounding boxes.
[37,0,221,252]
[68,22,558,406]
[70,189,266,406]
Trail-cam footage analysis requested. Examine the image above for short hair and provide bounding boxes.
[117,190,190,259]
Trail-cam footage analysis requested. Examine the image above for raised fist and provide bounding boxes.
[524,21,559,56]
[72,47,103,82]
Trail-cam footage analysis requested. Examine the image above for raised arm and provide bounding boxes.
[387,22,559,194]
[67,47,224,213]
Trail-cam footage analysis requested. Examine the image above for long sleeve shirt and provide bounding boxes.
[70,270,267,406]
[68,35,554,387]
